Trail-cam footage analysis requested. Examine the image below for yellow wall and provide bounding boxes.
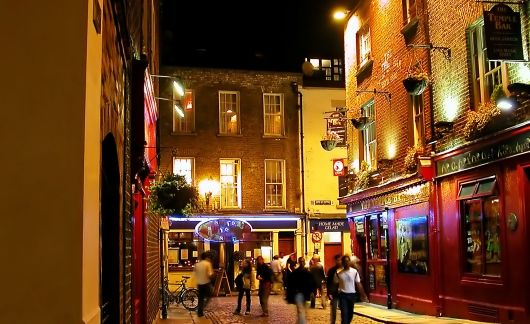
[301,87,347,215]
[0,1,101,323]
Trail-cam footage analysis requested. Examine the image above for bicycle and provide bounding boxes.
[164,276,199,311]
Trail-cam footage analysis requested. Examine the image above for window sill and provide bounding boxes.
[400,17,419,43]
[219,207,242,211]
[171,132,197,136]
[356,59,373,83]
[217,133,243,137]
[262,134,287,139]
[264,208,287,212]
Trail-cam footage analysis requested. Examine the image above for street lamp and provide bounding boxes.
[333,9,350,21]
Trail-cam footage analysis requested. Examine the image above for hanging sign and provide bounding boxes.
[484,4,524,61]
[333,159,346,176]
[326,112,347,146]
[195,218,252,242]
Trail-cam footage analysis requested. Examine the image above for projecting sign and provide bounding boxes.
[333,159,346,176]
[484,4,524,61]
[195,218,252,242]
[326,112,347,146]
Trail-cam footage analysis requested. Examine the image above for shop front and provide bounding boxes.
[341,177,437,315]
[166,216,302,290]
[434,125,530,323]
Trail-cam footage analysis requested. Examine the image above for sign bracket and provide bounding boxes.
[407,43,452,61]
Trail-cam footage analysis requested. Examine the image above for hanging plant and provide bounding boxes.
[404,146,419,173]
[353,161,371,191]
[403,59,429,96]
[320,131,341,151]
[148,173,199,217]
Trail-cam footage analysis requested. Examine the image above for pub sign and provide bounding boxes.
[484,4,524,61]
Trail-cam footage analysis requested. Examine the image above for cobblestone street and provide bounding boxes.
[202,294,380,324]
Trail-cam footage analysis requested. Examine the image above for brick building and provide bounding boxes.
[157,66,303,288]
[339,0,437,315]
[427,1,530,323]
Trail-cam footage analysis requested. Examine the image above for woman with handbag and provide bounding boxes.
[234,259,254,315]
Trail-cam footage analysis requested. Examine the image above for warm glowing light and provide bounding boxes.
[387,143,397,159]
[174,104,184,118]
[173,80,185,97]
[198,177,219,197]
[497,97,515,111]
[333,10,349,20]
[442,96,459,121]
[405,185,422,195]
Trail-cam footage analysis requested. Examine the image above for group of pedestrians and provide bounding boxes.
[286,253,368,324]
[234,255,274,317]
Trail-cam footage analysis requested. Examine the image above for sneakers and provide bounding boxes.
[244,311,251,315]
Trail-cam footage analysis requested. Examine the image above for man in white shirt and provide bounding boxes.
[270,255,283,294]
[336,255,368,324]
[194,252,214,317]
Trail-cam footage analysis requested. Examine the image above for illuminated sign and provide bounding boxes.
[195,218,252,242]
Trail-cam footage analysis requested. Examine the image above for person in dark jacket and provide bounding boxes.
[286,257,315,324]
[326,254,342,324]
[256,256,273,317]
[309,255,327,309]
[234,259,254,315]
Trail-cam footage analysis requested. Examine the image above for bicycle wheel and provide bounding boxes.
[181,289,199,311]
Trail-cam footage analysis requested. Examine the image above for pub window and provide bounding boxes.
[173,90,195,133]
[458,176,501,276]
[220,159,241,209]
[361,100,377,168]
[410,94,424,147]
[356,24,371,68]
[368,214,387,260]
[173,157,194,185]
[265,159,285,208]
[263,93,284,136]
[468,19,507,109]
[219,91,240,135]
[167,232,203,269]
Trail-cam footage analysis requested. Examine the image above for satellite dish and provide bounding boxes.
[302,61,315,76]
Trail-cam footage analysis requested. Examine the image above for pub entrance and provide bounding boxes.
[209,242,235,290]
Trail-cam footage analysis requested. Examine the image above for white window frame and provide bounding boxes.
[220,159,241,209]
[402,0,417,25]
[362,100,377,168]
[411,95,424,147]
[219,91,240,135]
[263,93,284,136]
[468,19,508,108]
[264,159,286,209]
[172,158,194,185]
[357,24,371,67]
[173,89,195,133]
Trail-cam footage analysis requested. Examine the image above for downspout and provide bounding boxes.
[292,81,307,257]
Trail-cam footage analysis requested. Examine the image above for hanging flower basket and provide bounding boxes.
[320,139,337,151]
[403,77,428,96]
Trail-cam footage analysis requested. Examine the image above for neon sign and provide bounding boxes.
[195,218,252,242]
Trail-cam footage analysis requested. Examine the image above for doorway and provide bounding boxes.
[324,243,342,273]
[209,242,235,289]
[100,134,120,324]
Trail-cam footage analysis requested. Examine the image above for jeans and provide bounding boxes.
[258,282,271,314]
[197,283,211,316]
[329,294,339,324]
[338,292,356,324]
[295,292,307,324]
[235,288,251,312]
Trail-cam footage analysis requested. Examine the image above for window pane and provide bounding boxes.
[173,158,193,184]
[458,183,476,199]
[219,92,239,134]
[369,217,379,259]
[174,90,194,133]
[380,220,387,259]
[265,160,284,208]
[220,159,240,208]
[484,197,501,276]
[477,178,496,195]
[463,200,483,274]
[264,94,283,135]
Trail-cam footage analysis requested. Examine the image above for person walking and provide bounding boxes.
[256,256,273,317]
[286,257,315,324]
[336,255,368,324]
[326,254,342,324]
[270,255,283,294]
[309,255,327,309]
[194,252,214,318]
[234,259,254,315]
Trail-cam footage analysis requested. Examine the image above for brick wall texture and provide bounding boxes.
[345,0,432,173]
[428,1,530,152]
[159,67,303,214]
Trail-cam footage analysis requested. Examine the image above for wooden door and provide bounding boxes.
[324,243,342,273]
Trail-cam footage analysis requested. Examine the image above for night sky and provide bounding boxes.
[160,0,348,72]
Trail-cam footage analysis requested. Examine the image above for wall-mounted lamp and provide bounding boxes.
[333,9,350,20]
[496,82,530,111]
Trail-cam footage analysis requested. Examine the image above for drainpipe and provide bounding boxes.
[292,81,307,257]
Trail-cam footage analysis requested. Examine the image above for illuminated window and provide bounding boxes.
[304,57,344,81]
[263,94,284,136]
[357,24,371,67]
[173,90,194,133]
[411,94,424,147]
[402,0,417,24]
[362,100,376,167]
[265,159,285,208]
[468,19,507,108]
[172,158,194,185]
[219,91,240,135]
[220,159,241,209]
[458,177,501,276]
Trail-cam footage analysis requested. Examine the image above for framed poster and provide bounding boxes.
[396,216,429,274]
